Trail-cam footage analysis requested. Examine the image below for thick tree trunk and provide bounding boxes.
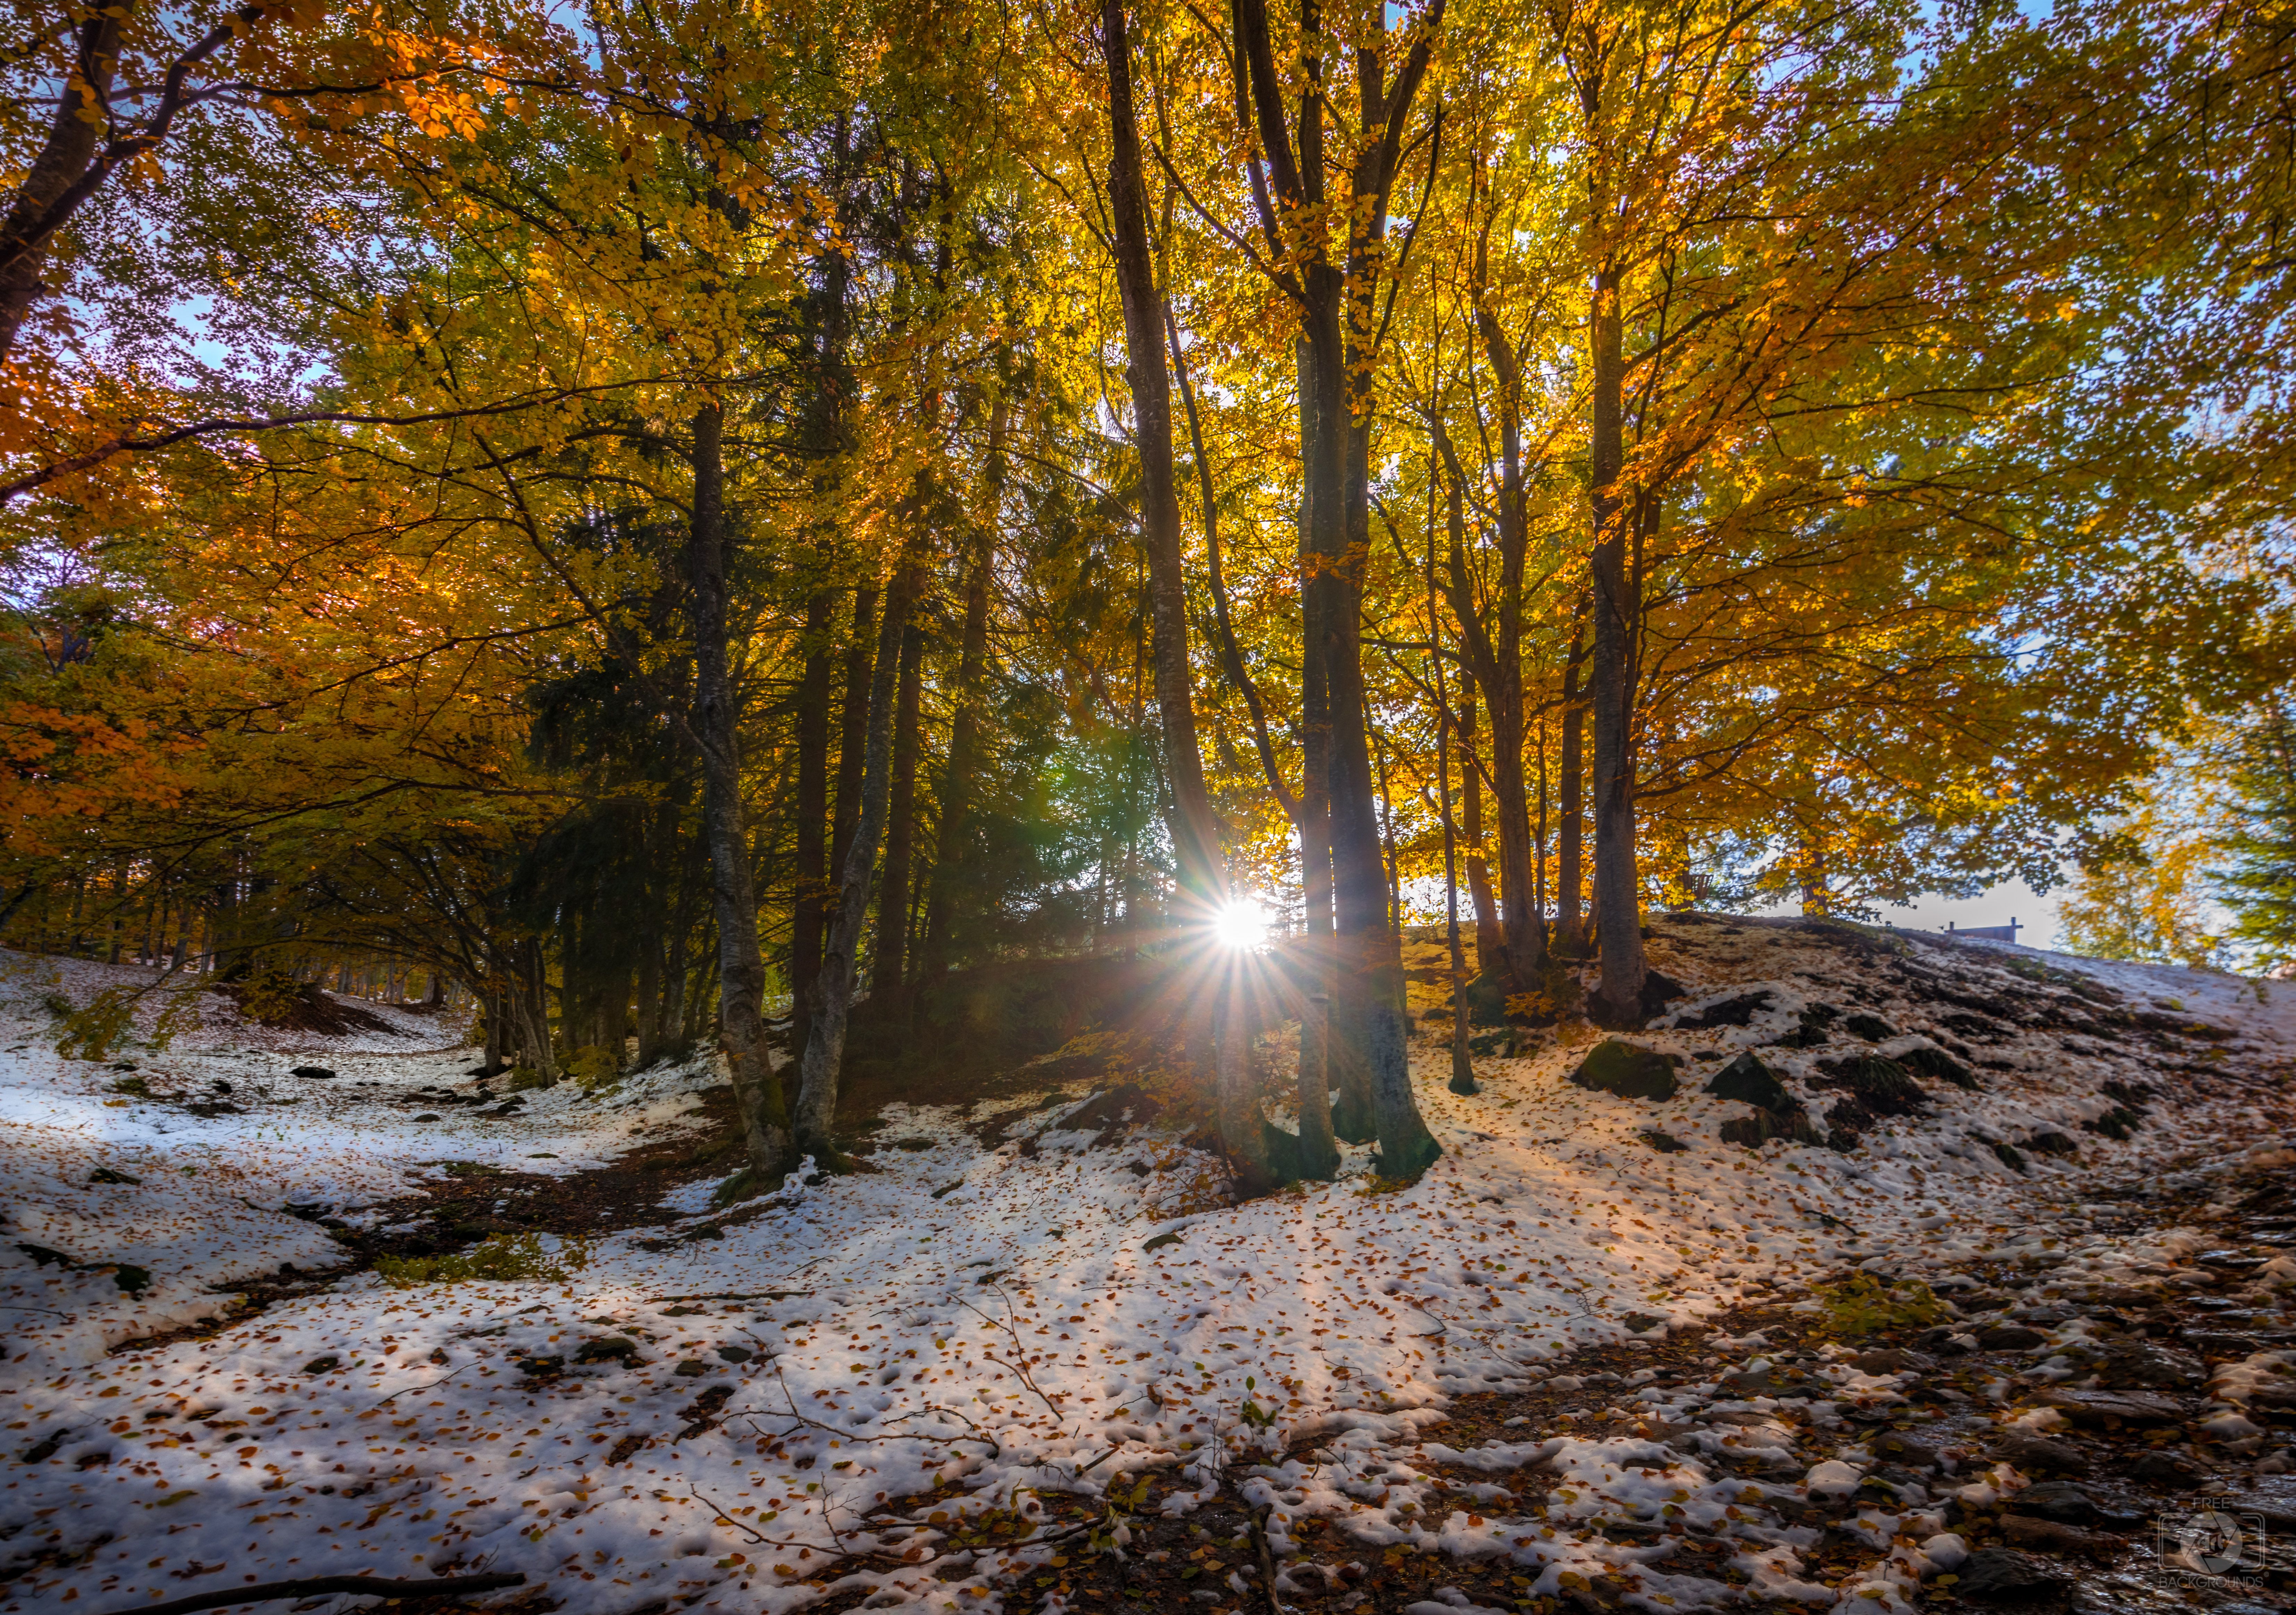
[686,402,795,1176]
[793,555,918,1165]
[1335,383,1437,1177]
[1104,0,1281,1192]
[1101,0,1220,902]
[869,617,924,993]
[1303,325,1375,1149]
[1587,273,1648,1023]
[1280,344,1342,1179]
[0,11,122,367]
[1556,622,1587,957]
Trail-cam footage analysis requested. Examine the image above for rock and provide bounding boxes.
[1058,1082,1164,1141]
[2025,1132,2080,1158]
[2184,1331,2264,1358]
[1805,1459,1863,1496]
[1978,1325,2051,1350]
[2036,1388,2190,1427]
[2217,1477,2296,1529]
[1851,1348,1937,1374]
[1816,1054,1929,1114]
[301,1355,340,1375]
[291,1066,335,1079]
[2126,1450,2199,1487]
[2096,1339,2203,1389]
[1870,1430,1941,1468]
[1952,1547,2075,1600]
[1921,1533,1970,1572]
[517,1355,565,1378]
[1640,971,1688,1014]
[414,1112,441,1122]
[1705,1052,1792,1111]
[1674,992,1775,1030]
[716,1345,753,1364]
[1638,1129,1690,1154]
[1916,1325,1979,1354]
[674,1359,712,1377]
[1999,1516,2122,1561]
[1899,1044,1980,1089]
[574,1337,640,1367]
[1569,1041,1680,1101]
[1995,1433,2087,1474]
[87,1167,141,1185]
[2006,1481,2103,1524]
[1845,1013,1896,1041]
[1719,1108,1826,1149]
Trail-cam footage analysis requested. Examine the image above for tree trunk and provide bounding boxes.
[1104,0,1280,1192]
[1556,621,1587,957]
[1458,672,1501,975]
[919,397,1004,982]
[1334,397,1435,1176]
[791,588,834,1055]
[793,553,918,1165]
[1429,498,1478,1096]
[1101,0,1220,903]
[1296,342,1345,1165]
[831,586,877,884]
[0,10,123,368]
[685,401,796,1176]
[1464,299,1545,997]
[1587,272,1648,1024]
[869,616,925,993]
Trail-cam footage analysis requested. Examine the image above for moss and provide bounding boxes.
[564,1045,621,1092]
[1819,1274,1946,1338]
[375,1232,588,1288]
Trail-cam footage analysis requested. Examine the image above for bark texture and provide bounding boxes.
[686,402,793,1174]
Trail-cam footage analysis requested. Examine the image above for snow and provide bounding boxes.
[0,925,2289,1615]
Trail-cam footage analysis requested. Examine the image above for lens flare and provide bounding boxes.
[1213,897,1271,950]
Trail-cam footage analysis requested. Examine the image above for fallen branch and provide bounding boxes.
[364,1362,472,1410]
[99,1571,525,1615]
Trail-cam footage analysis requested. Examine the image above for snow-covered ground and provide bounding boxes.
[0,926,2289,1615]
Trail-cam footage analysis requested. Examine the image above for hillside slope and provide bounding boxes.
[0,919,2287,1615]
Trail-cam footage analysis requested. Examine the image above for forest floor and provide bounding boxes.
[0,921,2291,1615]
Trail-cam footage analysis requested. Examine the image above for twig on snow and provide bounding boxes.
[97,1571,525,1615]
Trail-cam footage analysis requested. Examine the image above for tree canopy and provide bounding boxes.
[3,0,2287,1181]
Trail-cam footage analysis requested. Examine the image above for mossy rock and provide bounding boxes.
[1568,1040,1679,1101]
[1834,1054,1929,1114]
[1719,1106,1826,1149]
[1898,1044,1979,1090]
[1844,1012,1896,1041]
[1704,1051,1790,1112]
